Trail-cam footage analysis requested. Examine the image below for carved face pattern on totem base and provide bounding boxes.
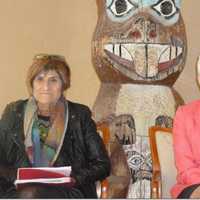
[92,0,187,86]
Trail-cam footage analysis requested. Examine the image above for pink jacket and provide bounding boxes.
[171,100,200,198]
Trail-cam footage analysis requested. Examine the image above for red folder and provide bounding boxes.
[18,168,65,179]
[15,166,74,188]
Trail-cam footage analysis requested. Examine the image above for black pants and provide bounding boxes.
[0,181,84,199]
[177,184,200,199]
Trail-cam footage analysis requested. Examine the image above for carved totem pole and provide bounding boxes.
[92,0,187,198]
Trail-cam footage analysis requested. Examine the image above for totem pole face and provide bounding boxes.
[92,0,187,86]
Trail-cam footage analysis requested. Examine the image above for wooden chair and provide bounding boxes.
[149,126,177,199]
[96,122,110,199]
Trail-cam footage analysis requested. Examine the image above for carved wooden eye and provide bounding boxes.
[152,0,178,18]
[116,0,128,14]
[161,1,173,15]
[129,151,145,169]
[108,0,137,17]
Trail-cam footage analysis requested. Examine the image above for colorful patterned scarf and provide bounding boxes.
[24,96,69,167]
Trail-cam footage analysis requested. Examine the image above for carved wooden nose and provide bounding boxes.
[149,30,157,39]
[131,30,141,39]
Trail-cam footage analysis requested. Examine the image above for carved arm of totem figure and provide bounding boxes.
[97,121,131,198]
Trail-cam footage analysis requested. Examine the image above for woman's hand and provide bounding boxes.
[70,177,76,186]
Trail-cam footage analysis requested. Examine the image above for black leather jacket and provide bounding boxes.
[0,99,111,198]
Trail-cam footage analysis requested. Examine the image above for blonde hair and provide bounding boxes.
[26,54,71,95]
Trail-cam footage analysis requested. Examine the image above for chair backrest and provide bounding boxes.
[149,126,177,199]
[96,122,110,199]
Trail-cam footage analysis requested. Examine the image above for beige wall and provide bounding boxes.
[0,0,199,114]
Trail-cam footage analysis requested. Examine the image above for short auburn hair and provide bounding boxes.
[26,54,71,95]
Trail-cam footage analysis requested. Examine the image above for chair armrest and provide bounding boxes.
[151,170,161,199]
[100,179,109,198]
[96,179,109,199]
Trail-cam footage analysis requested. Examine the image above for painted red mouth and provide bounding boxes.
[104,42,183,79]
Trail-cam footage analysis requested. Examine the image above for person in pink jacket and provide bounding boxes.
[172,57,200,198]
[171,100,200,198]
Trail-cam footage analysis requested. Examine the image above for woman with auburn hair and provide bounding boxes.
[0,54,110,198]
